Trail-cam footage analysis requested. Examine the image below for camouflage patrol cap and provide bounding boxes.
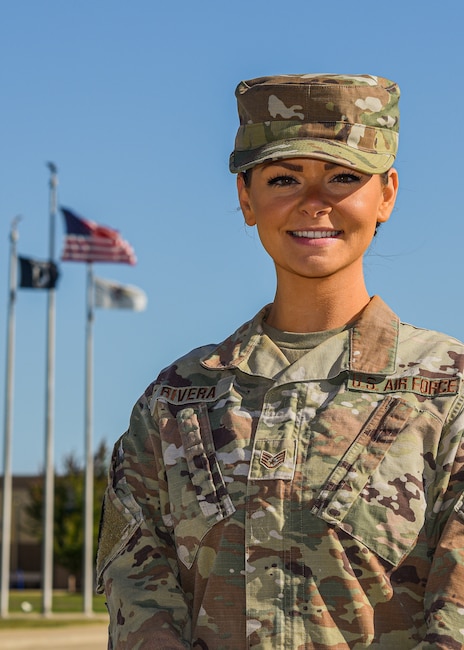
[229,74,400,175]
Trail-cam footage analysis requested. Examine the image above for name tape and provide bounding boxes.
[150,376,235,408]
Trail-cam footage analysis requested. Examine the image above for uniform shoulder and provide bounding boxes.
[142,308,268,398]
[147,343,219,392]
[398,320,464,373]
[399,320,464,348]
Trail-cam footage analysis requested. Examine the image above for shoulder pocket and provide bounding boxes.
[311,396,423,566]
[96,484,143,591]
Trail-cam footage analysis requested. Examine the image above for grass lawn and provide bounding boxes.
[0,590,108,629]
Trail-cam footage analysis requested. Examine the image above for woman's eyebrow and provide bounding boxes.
[263,161,304,172]
[263,161,340,172]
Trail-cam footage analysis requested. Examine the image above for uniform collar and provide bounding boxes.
[349,295,399,374]
[201,296,399,378]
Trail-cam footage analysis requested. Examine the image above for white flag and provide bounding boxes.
[94,277,147,311]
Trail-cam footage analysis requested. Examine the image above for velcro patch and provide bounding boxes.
[96,491,141,590]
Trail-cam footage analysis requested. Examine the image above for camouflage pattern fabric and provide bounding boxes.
[97,296,464,649]
[229,74,400,175]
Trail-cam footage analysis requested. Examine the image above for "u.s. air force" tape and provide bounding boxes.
[347,373,460,397]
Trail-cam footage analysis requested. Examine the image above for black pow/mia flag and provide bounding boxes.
[19,256,59,289]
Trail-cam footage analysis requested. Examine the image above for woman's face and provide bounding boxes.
[237,158,398,286]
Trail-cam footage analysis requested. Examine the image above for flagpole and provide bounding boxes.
[1,217,21,618]
[83,262,94,615]
[60,208,136,613]
[42,162,58,617]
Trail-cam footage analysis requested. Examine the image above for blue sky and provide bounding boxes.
[1,1,463,474]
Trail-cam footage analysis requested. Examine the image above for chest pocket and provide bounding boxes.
[168,403,235,569]
[311,396,423,566]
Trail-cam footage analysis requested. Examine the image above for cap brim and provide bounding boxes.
[229,138,395,175]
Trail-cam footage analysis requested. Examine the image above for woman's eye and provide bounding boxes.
[331,173,362,184]
[267,174,298,186]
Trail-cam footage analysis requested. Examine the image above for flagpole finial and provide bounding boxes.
[10,215,22,242]
[46,162,58,191]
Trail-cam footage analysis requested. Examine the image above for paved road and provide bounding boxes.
[0,622,108,649]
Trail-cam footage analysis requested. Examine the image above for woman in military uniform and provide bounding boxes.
[97,74,464,649]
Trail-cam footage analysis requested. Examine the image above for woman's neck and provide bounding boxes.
[266,272,371,333]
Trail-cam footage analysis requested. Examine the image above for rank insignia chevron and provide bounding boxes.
[260,449,287,470]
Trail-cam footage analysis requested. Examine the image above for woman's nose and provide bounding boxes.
[298,189,331,218]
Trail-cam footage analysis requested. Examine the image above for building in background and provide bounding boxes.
[0,475,71,590]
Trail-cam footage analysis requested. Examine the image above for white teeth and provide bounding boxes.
[291,230,340,238]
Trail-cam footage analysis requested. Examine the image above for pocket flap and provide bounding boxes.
[312,397,420,565]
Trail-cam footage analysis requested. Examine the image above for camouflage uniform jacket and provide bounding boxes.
[97,296,464,649]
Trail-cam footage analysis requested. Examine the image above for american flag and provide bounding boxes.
[61,207,136,265]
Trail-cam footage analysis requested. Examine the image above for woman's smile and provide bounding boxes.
[289,229,343,242]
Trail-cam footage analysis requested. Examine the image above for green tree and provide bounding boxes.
[26,441,109,586]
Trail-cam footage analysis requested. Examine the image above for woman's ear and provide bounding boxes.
[237,173,256,226]
[377,168,399,224]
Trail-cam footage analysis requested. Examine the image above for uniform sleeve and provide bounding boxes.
[96,393,191,650]
[419,399,464,649]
